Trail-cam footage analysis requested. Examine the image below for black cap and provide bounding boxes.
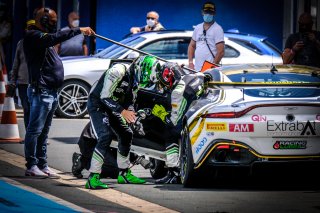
[202,2,215,12]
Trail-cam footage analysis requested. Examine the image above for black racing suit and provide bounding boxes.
[87,64,138,174]
[160,72,205,168]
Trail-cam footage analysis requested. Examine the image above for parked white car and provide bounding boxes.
[58,30,283,118]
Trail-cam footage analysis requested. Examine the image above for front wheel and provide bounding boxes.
[180,124,197,187]
[56,80,90,118]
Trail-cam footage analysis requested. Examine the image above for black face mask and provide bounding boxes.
[299,23,312,33]
[46,23,57,33]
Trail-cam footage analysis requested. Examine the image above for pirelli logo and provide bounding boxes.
[206,122,227,131]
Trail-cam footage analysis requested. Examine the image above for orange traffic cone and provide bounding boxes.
[0,69,5,119]
[0,95,23,143]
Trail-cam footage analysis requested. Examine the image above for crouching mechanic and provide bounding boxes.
[86,56,161,189]
[152,62,205,184]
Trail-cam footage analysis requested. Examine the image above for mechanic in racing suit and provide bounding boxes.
[72,55,160,179]
[85,56,161,189]
[152,62,205,184]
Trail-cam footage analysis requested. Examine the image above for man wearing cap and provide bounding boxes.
[188,1,225,71]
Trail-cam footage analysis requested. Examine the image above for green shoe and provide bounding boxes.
[118,169,146,184]
[85,173,108,189]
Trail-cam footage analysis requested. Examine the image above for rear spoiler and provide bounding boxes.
[207,81,320,89]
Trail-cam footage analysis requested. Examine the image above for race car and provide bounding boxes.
[74,62,320,187]
[179,64,320,186]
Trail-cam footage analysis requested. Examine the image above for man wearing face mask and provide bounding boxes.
[130,11,165,34]
[283,13,320,68]
[188,1,224,71]
[57,12,88,56]
[23,7,95,178]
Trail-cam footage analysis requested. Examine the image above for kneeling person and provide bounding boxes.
[86,56,161,189]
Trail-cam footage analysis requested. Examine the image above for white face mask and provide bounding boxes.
[72,20,80,27]
[146,19,156,28]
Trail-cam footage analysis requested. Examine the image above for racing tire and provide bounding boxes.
[180,124,197,187]
[149,158,167,179]
[56,80,90,119]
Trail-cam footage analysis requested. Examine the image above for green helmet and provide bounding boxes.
[135,55,161,88]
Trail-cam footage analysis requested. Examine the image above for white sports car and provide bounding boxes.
[179,64,320,186]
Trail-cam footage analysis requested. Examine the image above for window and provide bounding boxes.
[140,38,191,60]
[224,45,240,58]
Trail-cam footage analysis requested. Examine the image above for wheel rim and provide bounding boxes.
[58,83,88,117]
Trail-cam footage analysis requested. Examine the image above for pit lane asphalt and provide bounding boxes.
[0,110,320,213]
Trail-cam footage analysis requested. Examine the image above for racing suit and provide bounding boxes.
[88,64,138,174]
[153,72,205,169]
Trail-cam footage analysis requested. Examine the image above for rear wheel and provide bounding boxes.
[180,124,197,187]
[149,158,167,179]
[56,80,90,118]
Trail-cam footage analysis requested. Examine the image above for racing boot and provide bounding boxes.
[155,168,181,184]
[72,152,84,178]
[117,169,146,184]
[85,173,108,189]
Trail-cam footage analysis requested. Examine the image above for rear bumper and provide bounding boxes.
[195,140,320,172]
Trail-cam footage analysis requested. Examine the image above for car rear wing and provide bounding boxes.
[207,81,320,89]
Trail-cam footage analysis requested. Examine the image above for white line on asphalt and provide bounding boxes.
[0,149,179,213]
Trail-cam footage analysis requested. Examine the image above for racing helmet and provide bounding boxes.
[134,55,161,88]
[157,62,182,90]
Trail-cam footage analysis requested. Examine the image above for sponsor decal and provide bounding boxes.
[172,103,178,108]
[273,140,307,150]
[267,120,316,136]
[316,115,320,121]
[206,122,227,132]
[195,137,208,154]
[251,115,267,122]
[115,88,124,93]
[206,132,215,137]
[229,123,254,132]
[120,81,128,87]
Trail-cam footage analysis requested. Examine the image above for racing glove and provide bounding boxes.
[152,104,169,123]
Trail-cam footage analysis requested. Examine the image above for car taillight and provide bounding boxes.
[217,145,230,149]
[203,112,236,118]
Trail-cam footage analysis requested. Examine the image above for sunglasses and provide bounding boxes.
[146,17,156,20]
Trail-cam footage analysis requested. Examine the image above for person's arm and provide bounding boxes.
[83,43,88,56]
[10,41,22,84]
[282,41,304,64]
[130,27,141,34]
[33,27,94,48]
[188,39,196,70]
[214,42,224,64]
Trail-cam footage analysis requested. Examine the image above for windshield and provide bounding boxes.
[228,72,320,98]
[94,37,146,59]
[228,38,281,56]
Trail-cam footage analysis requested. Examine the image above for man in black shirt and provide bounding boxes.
[23,7,94,178]
[283,13,320,67]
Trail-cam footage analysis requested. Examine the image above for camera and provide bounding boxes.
[300,33,309,44]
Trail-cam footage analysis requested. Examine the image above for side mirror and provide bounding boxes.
[127,51,140,59]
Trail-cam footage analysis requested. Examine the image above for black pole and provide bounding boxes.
[94,34,197,73]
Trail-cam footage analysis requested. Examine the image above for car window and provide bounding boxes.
[224,45,240,58]
[228,38,263,55]
[94,37,146,59]
[228,72,320,98]
[140,38,191,60]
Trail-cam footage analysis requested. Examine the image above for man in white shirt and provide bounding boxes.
[188,2,225,71]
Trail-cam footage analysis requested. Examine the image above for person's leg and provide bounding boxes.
[24,87,52,176]
[86,109,113,189]
[110,112,145,184]
[36,89,58,172]
[155,125,181,184]
[17,84,30,129]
